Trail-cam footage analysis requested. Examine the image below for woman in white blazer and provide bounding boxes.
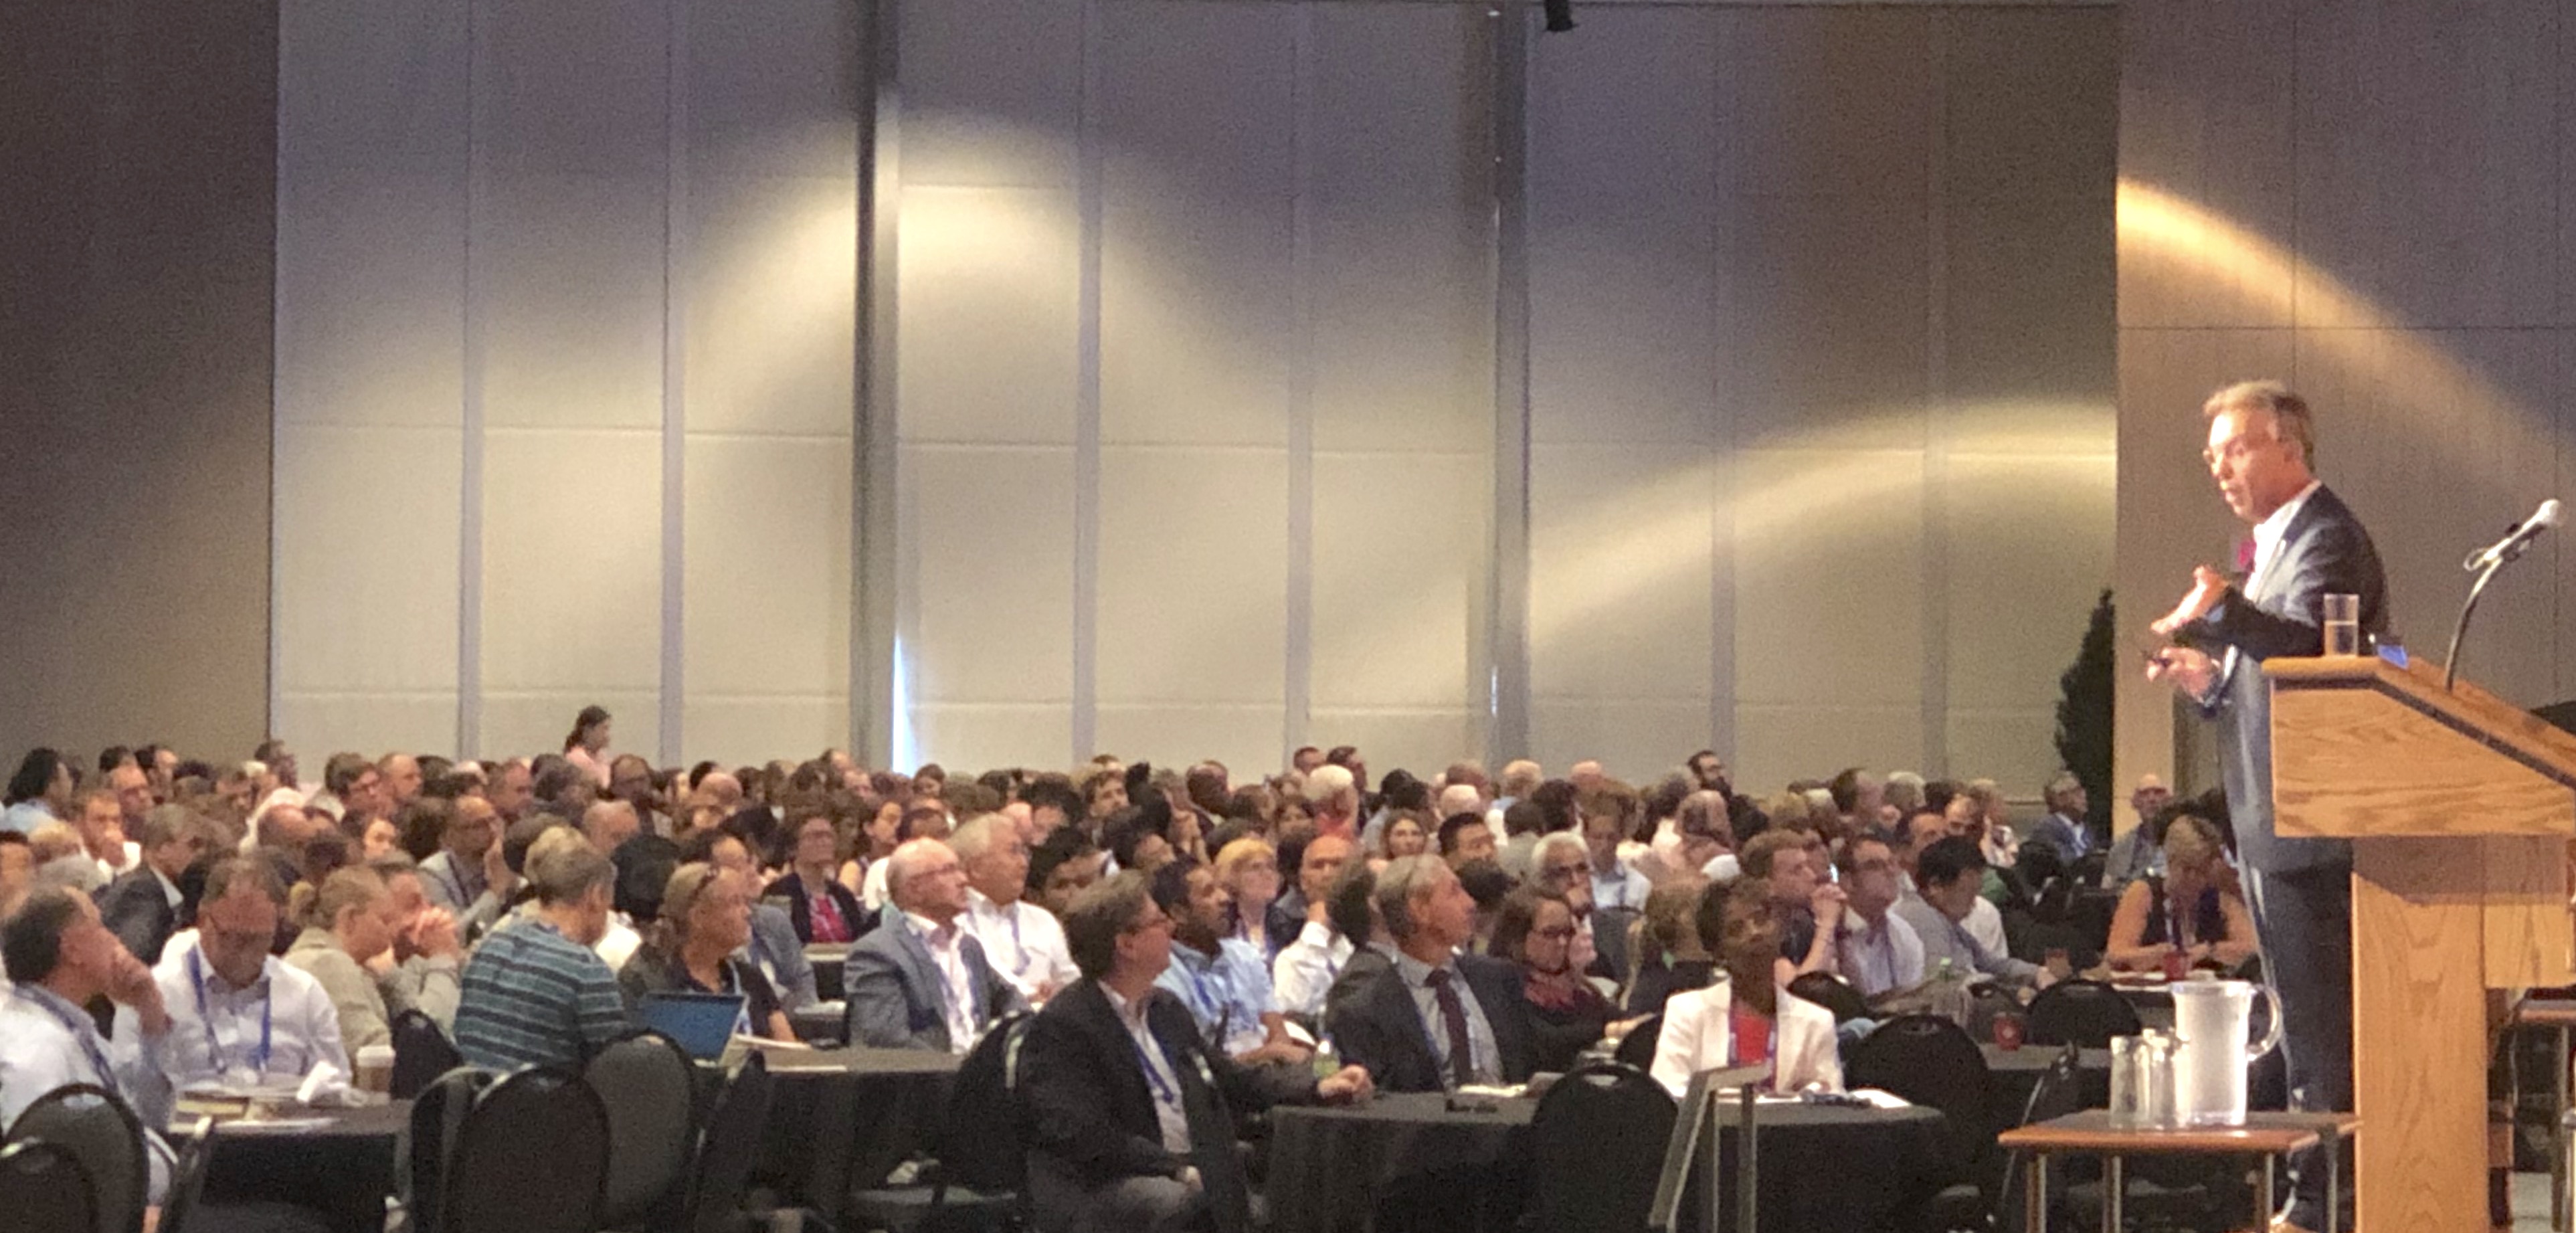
[1649,876,1843,1097]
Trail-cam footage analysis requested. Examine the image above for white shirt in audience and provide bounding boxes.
[1272,920,1352,1022]
[861,859,893,912]
[0,983,175,1200]
[1838,909,1926,998]
[1963,895,2009,957]
[964,889,1079,999]
[126,934,347,1090]
[1649,977,1842,1099]
[96,840,141,882]
[906,912,982,1055]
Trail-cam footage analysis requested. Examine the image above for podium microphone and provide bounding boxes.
[2462,498,2562,572]
[2446,497,2562,689]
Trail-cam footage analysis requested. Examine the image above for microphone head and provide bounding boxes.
[2537,498,2563,529]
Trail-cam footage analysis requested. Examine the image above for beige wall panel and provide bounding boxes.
[1942,197,2116,456]
[480,428,663,694]
[1942,454,2115,713]
[275,425,464,694]
[275,178,464,428]
[895,185,1080,447]
[2113,326,2292,805]
[684,0,860,183]
[1094,448,1288,706]
[1303,711,1481,785]
[474,0,667,177]
[1714,6,1931,200]
[1944,710,2061,793]
[683,434,852,698]
[1094,704,1284,779]
[2293,328,2561,701]
[1309,207,1491,454]
[274,695,462,762]
[1944,9,2118,201]
[480,690,660,765]
[2114,0,2296,330]
[897,0,1081,188]
[684,175,859,439]
[1528,445,1714,702]
[1311,452,1481,710]
[2291,0,2557,330]
[1531,701,1729,787]
[908,706,1078,773]
[1528,220,1720,448]
[903,446,1077,704]
[1734,704,1926,797]
[479,175,666,430]
[683,698,846,770]
[277,0,464,177]
[1733,449,1926,705]
[1715,193,1930,452]
[1529,8,1717,226]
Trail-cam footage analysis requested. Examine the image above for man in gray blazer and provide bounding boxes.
[845,838,1025,1052]
[2148,381,2385,1233]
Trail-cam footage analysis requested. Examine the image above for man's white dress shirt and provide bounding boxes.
[131,935,348,1090]
[1272,920,1353,1021]
[965,889,1079,999]
[906,912,982,1054]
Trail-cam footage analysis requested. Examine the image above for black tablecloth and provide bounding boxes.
[1266,1093,1950,1233]
[175,1101,408,1233]
[757,1046,960,1216]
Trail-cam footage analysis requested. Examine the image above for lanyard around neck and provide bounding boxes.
[15,987,120,1097]
[187,947,274,1074]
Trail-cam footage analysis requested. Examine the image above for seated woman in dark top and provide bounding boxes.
[620,861,794,1041]
[1622,878,1717,1017]
[766,800,872,944]
[1491,886,1629,1073]
[2103,814,2257,972]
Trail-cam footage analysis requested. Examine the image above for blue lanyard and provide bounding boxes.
[187,948,274,1074]
[1130,1024,1183,1107]
[15,988,120,1098]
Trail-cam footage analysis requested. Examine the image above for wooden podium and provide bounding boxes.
[2268,654,2576,1232]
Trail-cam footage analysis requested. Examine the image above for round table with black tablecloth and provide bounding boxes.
[171,1101,409,1233]
[1265,1092,1952,1233]
[755,1045,960,1218]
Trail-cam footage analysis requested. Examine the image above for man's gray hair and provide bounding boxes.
[1532,832,1587,871]
[2045,771,2084,803]
[1303,764,1355,806]
[527,841,616,905]
[137,803,199,849]
[945,814,1012,863]
[1372,855,1451,943]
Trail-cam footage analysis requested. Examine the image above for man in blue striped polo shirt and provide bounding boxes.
[454,837,630,1069]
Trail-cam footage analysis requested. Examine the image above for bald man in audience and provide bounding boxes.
[844,838,1026,1052]
[419,795,515,941]
[582,799,640,854]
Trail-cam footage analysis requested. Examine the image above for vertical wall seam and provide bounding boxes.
[1920,9,1952,776]
[1487,0,1533,766]
[457,0,486,759]
[1284,3,1316,767]
[854,0,903,766]
[1072,0,1105,763]
[1707,6,1735,769]
[268,7,287,740]
[659,0,689,764]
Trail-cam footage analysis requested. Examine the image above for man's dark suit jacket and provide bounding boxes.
[1018,978,1315,1233]
[98,866,177,965]
[2183,483,2388,876]
[1325,949,1535,1093]
[844,910,1026,1051]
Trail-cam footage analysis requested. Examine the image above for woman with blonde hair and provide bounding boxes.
[1213,836,1283,957]
[2104,813,2256,972]
[284,866,406,1048]
[618,861,794,1041]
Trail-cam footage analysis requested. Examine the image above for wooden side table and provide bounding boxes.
[1999,1109,2359,1233]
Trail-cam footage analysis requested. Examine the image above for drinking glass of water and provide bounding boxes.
[2322,593,2361,656]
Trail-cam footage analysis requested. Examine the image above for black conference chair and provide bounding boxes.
[2025,979,2142,1048]
[403,1065,493,1233]
[684,1053,774,1233]
[1613,1012,1664,1070]
[1786,972,1873,1024]
[1847,1016,1997,1190]
[438,1066,611,1233]
[390,1008,464,1100]
[1994,1044,2089,1233]
[0,1138,97,1233]
[4,1083,147,1233]
[585,1030,701,1231]
[847,1012,1033,1231]
[1525,1062,1677,1233]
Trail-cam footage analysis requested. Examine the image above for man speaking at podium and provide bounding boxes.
[2144,380,2387,1233]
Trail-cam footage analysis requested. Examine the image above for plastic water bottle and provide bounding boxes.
[1312,1034,1340,1082]
[1930,957,1969,1027]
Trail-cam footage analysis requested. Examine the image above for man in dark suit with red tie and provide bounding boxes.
[2148,380,2387,1233]
[1324,855,1536,1094]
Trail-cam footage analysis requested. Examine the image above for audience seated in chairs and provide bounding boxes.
[1018,870,1372,1233]
[683,828,815,1012]
[2102,812,2257,973]
[97,804,207,967]
[1649,877,1843,1097]
[619,862,795,1041]
[1151,858,1307,1066]
[955,814,1081,1004]
[454,840,631,1070]
[285,865,453,1051]
[1489,885,1630,1073]
[844,837,1026,1052]
[1326,855,1535,1092]
[141,856,349,1091]
[767,796,874,945]
[0,886,177,1199]
[1739,830,1845,984]
[1269,834,1357,1022]
[1894,837,2049,991]
[1832,835,1923,1001]
[358,852,467,1032]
